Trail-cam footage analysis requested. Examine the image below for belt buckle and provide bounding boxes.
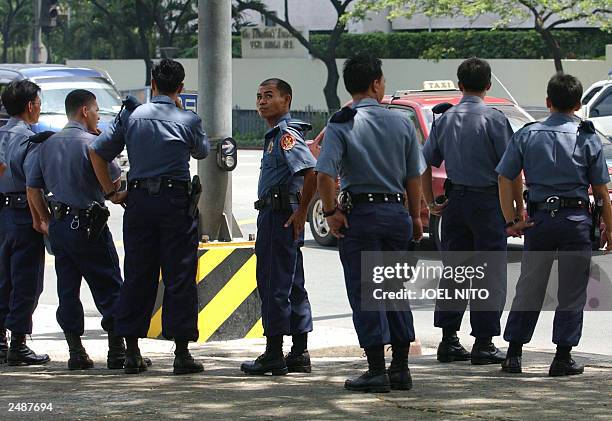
[546,196,560,217]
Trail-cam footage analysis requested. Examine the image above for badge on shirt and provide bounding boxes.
[266,141,274,154]
[280,133,295,151]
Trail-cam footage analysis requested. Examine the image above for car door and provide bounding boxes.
[588,86,612,136]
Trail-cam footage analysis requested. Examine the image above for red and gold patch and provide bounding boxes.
[280,133,296,151]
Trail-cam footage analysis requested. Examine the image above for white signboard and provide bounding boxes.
[241,26,309,58]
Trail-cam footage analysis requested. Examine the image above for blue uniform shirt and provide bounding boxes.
[316,98,426,194]
[91,95,209,181]
[26,121,121,209]
[0,117,37,194]
[422,95,514,187]
[257,113,316,199]
[496,113,610,202]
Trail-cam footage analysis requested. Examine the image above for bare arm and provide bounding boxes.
[421,166,434,205]
[26,187,51,235]
[593,184,612,252]
[284,168,317,240]
[511,175,525,219]
[0,163,5,176]
[317,171,348,239]
[406,175,424,241]
[89,148,126,204]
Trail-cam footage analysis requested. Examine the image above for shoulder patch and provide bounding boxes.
[330,106,357,123]
[280,133,296,151]
[27,131,55,144]
[432,102,453,115]
[578,120,596,134]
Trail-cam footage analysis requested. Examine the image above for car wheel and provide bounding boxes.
[308,195,338,247]
[430,214,442,250]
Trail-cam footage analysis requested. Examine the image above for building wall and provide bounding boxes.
[68,45,611,110]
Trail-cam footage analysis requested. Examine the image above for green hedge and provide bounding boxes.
[230,29,610,59]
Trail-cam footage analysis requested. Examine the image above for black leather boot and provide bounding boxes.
[107,332,127,369]
[501,342,523,373]
[7,334,50,366]
[345,346,390,393]
[549,346,584,376]
[124,336,147,375]
[388,343,412,390]
[471,337,506,365]
[437,332,471,363]
[285,333,311,373]
[241,335,287,375]
[65,332,93,370]
[0,328,8,364]
[173,340,204,375]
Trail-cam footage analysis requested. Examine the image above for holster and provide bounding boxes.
[338,190,353,214]
[270,185,291,211]
[591,198,603,248]
[188,175,202,218]
[86,202,110,241]
[443,178,452,197]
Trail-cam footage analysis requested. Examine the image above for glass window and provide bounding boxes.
[582,86,603,105]
[590,87,612,118]
[36,78,122,115]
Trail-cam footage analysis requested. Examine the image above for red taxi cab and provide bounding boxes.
[307,80,535,247]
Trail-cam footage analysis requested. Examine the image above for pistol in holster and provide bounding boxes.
[338,190,353,214]
[590,198,603,249]
[188,175,202,218]
[270,185,291,211]
[86,202,110,241]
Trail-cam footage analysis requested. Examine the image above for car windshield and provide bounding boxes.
[421,104,532,133]
[37,78,122,115]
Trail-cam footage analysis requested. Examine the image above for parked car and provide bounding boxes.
[307,81,536,247]
[576,76,612,137]
[0,64,129,181]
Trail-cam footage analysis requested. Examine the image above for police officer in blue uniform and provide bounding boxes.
[26,89,129,370]
[90,59,209,375]
[317,56,426,392]
[241,78,317,376]
[0,80,49,366]
[422,58,520,365]
[498,73,612,376]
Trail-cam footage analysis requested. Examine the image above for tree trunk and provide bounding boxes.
[135,0,152,87]
[2,30,9,63]
[539,28,563,73]
[322,57,341,112]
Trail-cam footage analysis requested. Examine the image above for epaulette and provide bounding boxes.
[522,121,537,129]
[330,106,357,123]
[432,102,453,115]
[27,131,55,144]
[287,119,312,133]
[578,120,596,134]
[123,95,141,112]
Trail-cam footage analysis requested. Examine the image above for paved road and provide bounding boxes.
[36,150,612,356]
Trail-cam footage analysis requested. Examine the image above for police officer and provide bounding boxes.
[90,59,209,375]
[317,56,425,392]
[0,80,49,366]
[26,89,129,370]
[497,73,612,376]
[241,79,316,376]
[422,57,520,365]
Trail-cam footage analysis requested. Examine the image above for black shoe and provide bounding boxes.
[107,333,126,369]
[124,353,148,374]
[344,371,391,393]
[285,350,311,373]
[0,329,7,364]
[173,352,204,375]
[68,353,94,370]
[501,356,522,373]
[388,367,412,390]
[437,337,471,363]
[549,357,584,377]
[471,342,506,365]
[108,355,153,369]
[241,352,288,376]
[7,335,50,366]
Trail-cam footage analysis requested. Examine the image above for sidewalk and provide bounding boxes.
[1,307,611,420]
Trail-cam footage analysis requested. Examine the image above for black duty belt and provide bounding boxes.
[449,184,498,194]
[0,192,28,209]
[254,193,300,211]
[49,201,89,219]
[128,177,191,194]
[351,193,405,205]
[533,196,589,213]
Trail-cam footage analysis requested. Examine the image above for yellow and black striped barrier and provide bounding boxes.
[147,241,263,342]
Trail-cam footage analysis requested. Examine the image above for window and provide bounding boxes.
[590,87,612,118]
[582,86,603,105]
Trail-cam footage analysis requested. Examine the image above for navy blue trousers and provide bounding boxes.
[115,188,199,341]
[338,202,415,348]
[255,205,312,337]
[504,208,592,347]
[434,190,507,338]
[49,216,122,335]
[0,208,44,334]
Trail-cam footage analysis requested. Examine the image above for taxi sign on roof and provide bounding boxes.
[423,80,457,91]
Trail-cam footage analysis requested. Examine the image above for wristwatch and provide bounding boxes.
[322,207,337,217]
[505,217,520,228]
[104,190,117,200]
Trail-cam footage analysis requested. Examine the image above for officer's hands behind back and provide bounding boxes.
[326,211,349,239]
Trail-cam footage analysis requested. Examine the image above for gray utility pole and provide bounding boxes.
[197,0,242,241]
[32,0,42,63]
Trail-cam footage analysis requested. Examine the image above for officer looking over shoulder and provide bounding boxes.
[89,59,209,375]
[498,73,612,376]
[26,89,129,371]
[0,80,49,366]
[421,58,521,365]
[241,78,316,376]
[317,56,426,393]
